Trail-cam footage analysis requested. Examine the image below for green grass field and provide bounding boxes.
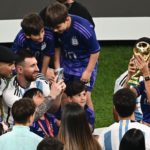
[92,44,133,127]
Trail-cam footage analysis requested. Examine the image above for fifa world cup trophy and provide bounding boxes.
[128,41,150,86]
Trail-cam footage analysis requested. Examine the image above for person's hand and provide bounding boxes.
[49,76,66,99]
[81,70,92,83]
[46,68,55,83]
[134,54,150,76]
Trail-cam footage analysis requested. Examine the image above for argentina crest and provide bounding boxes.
[71,36,79,46]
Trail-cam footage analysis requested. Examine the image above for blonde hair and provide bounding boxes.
[58,103,101,150]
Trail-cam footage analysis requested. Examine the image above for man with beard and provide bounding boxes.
[0,46,17,132]
[0,46,16,95]
[2,49,65,126]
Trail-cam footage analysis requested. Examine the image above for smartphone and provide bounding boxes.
[55,68,64,82]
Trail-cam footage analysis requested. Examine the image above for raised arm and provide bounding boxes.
[34,78,66,121]
[134,54,150,103]
[54,48,61,69]
[123,57,138,97]
[41,55,50,76]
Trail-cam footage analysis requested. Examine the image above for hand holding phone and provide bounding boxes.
[55,68,64,82]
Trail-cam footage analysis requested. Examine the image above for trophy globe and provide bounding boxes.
[128,41,150,86]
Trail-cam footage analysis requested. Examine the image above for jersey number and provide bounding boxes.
[65,51,77,59]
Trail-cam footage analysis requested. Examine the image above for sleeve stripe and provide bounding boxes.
[74,22,91,39]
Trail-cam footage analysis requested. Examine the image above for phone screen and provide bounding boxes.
[56,68,64,82]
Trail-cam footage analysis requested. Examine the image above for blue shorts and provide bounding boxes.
[64,69,97,91]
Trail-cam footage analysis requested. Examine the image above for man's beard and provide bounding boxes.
[24,72,38,82]
[0,71,12,79]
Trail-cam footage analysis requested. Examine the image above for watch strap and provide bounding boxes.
[144,76,150,81]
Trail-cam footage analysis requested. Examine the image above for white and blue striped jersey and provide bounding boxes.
[98,120,150,150]
[0,78,7,96]
[114,71,143,121]
[2,75,50,125]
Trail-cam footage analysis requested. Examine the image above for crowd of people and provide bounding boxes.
[0,0,150,150]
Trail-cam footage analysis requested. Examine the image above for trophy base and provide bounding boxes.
[128,77,139,87]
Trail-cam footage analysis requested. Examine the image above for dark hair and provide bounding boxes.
[15,49,35,65]
[65,80,87,97]
[134,37,150,47]
[23,88,43,99]
[37,137,64,150]
[56,0,67,4]
[12,98,35,124]
[21,13,44,36]
[119,128,145,150]
[46,2,68,28]
[0,123,4,136]
[113,88,136,117]
[58,103,101,150]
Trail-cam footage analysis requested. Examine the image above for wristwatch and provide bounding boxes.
[144,76,150,81]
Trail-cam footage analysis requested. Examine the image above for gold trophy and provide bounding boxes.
[128,41,150,86]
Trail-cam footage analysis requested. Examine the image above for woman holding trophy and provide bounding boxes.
[124,37,150,126]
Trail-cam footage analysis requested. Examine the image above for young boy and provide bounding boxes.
[46,2,100,110]
[99,88,150,150]
[23,88,59,138]
[37,137,64,150]
[0,98,43,150]
[40,0,95,28]
[54,80,95,130]
[12,13,55,77]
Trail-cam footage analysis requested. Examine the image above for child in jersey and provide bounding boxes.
[23,88,59,138]
[46,2,100,110]
[12,13,55,78]
[54,80,95,131]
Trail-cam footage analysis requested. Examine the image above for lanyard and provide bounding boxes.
[37,114,54,137]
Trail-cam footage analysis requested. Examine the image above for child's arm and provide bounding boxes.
[54,48,61,69]
[41,55,50,75]
[81,52,100,82]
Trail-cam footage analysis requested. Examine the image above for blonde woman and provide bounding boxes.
[58,103,101,150]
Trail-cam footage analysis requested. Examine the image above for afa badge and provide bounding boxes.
[41,42,47,50]
[71,36,79,46]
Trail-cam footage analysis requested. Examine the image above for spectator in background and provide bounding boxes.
[46,2,100,110]
[98,88,150,150]
[119,128,145,150]
[12,13,55,78]
[0,98,43,150]
[58,103,101,150]
[40,0,95,28]
[37,137,64,150]
[23,88,59,137]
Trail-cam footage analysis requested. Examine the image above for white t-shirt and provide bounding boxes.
[2,75,50,125]
[98,120,150,150]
